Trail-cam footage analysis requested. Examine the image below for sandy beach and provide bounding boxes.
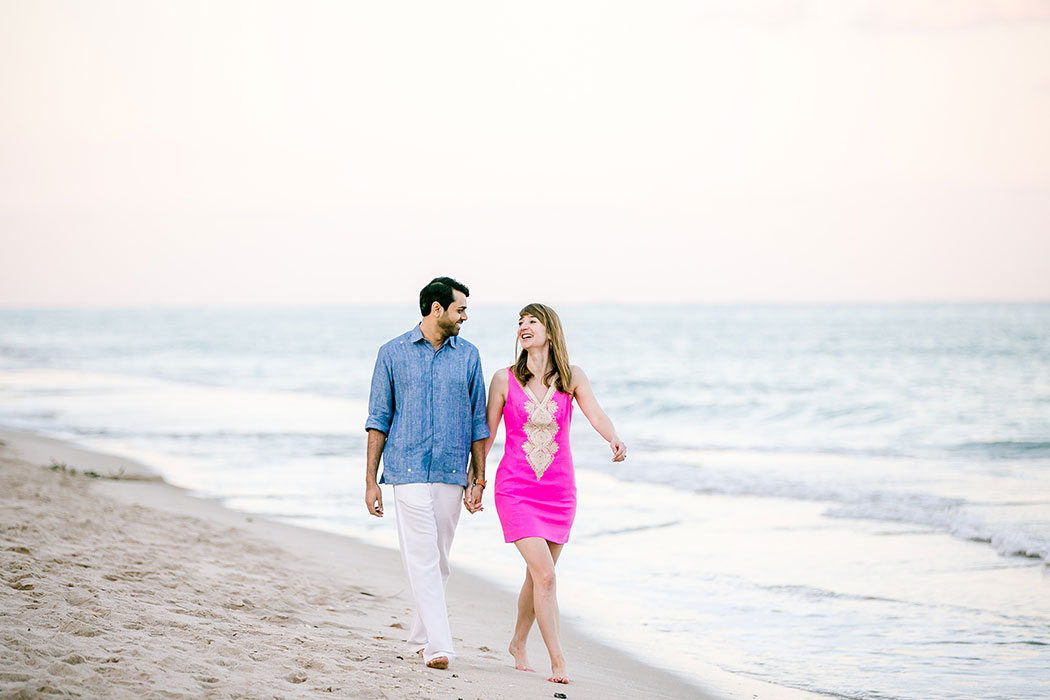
[0,429,819,700]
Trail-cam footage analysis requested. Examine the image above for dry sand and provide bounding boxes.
[0,429,818,699]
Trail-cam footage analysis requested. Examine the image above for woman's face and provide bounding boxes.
[518,313,548,350]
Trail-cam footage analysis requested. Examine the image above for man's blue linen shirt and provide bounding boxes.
[365,325,490,487]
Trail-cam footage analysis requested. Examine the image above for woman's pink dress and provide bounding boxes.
[494,367,577,544]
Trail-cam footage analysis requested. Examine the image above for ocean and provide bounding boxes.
[1,304,1048,699]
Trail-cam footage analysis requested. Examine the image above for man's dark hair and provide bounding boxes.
[419,277,470,316]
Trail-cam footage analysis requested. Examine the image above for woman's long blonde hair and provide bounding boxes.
[513,303,573,394]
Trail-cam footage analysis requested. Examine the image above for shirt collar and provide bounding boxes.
[410,323,458,349]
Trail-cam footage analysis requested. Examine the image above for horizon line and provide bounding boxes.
[2,298,1049,311]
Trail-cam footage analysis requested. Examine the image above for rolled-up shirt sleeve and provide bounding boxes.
[468,350,490,442]
[365,348,393,434]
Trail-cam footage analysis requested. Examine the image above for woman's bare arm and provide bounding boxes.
[570,365,626,462]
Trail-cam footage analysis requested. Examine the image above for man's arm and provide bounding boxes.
[364,348,393,517]
[464,438,486,513]
[464,351,490,514]
[365,429,387,517]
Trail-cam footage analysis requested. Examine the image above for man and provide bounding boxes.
[364,276,489,671]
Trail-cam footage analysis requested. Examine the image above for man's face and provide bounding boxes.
[436,290,468,338]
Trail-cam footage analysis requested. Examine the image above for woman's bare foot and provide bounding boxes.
[547,660,569,684]
[509,640,534,672]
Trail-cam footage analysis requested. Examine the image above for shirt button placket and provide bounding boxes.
[429,346,438,481]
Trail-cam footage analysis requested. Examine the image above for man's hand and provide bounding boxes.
[365,483,384,517]
[365,429,387,517]
[463,484,485,514]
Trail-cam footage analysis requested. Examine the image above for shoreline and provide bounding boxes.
[1,427,824,699]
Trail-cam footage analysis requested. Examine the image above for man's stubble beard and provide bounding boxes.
[438,315,461,339]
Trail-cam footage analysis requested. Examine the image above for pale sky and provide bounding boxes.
[2,0,1049,306]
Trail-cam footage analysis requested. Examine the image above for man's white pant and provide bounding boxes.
[392,482,463,664]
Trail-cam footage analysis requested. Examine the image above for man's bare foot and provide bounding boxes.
[509,640,534,672]
[417,650,449,670]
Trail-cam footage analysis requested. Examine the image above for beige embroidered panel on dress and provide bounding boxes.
[522,391,559,480]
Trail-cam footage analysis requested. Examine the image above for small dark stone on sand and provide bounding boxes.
[555,693,568,699]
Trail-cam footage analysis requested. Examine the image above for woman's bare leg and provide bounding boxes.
[509,569,536,671]
[512,538,568,682]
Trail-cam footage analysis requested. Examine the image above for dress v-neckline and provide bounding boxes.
[511,369,557,405]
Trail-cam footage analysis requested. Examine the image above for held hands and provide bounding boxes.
[610,440,627,462]
[365,484,384,517]
[463,484,485,514]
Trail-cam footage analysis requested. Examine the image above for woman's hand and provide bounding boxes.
[610,440,627,462]
[463,484,485,513]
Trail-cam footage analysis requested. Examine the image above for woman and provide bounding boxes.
[482,303,626,684]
